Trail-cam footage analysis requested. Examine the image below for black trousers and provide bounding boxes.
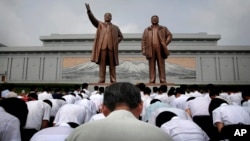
[21,128,38,141]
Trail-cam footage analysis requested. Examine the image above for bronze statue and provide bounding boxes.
[141,15,172,83]
[85,3,123,83]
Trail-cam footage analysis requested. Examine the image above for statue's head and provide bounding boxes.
[104,13,112,22]
[151,15,159,25]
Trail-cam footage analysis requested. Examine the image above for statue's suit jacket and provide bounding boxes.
[87,11,123,66]
[142,25,172,59]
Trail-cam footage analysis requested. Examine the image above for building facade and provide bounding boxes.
[0,33,250,85]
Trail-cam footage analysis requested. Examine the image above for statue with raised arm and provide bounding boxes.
[85,3,123,83]
[142,15,172,83]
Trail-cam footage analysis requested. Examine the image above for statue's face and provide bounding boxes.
[104,13,112,22]
[151,16,159,25]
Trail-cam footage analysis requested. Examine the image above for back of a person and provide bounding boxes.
[25,100,45,130]
[0,107,21,141]
[30,126,74,141]
[214,104,250,126]
[186,97,210,117]
[53,104,86,125]
[66,110,172,141]
[161,118,209,141]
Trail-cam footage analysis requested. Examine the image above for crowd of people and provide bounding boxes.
[0,82,250,141]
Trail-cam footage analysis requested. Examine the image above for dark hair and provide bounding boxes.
[186,97,196,102]
[82,83,89,89]
[70,93,76,97]
[67,122,79,128]
[28,93,38,100]
[168,87,176,96]
[136,83,146,91]
[43,99,53,108]
[8,84,16,91]
[99,87,105,93]
[209,88,219,97]
[78,94,83,99]
[74,85,80,90]
[159,85,168,93]
[42,86,49,92]
[152,87,158,93]
[30,85,37,92]
[103,82,141,111]
[208,98,228,115]
[64,87,70,93]
[150,99,161,104]
[0,98,28,128]
[94,85,99,91]
[60,98,66,101]
[156,111,177,127]
[143,87,151,95]
[174,87,184,96]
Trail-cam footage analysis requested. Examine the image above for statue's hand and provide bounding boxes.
[85,3,91,12]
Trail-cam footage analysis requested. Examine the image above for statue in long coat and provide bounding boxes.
[85,3,123,83]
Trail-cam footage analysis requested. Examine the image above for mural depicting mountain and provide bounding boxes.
[62,60,195,83]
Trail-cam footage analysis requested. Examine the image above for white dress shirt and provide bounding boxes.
[49,99,66,117]
[185,97,210,117]
[75,99,97,122]
[24,100,51,130]
[160,117,209,141]
[89,94,103,111]
[89,113,105,122]
[38,91,53,100]
[0,107,21,141]
[30,123,75,141]
[212,103,250,126]
[53,104,86,125]
[229,92,242,105]
[62,95,76,104]
[172,95,189,110]
[154,93,168,103]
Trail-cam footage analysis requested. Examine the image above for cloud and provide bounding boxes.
[1,0,250,46]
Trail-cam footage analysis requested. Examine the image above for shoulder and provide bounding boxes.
[159,25,168,30]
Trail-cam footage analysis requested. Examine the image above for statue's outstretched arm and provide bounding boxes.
[85,3,99,28]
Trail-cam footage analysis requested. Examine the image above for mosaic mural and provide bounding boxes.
[62,57,196,84]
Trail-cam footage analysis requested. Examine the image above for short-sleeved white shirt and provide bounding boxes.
[38,92,53,100]
[49,99,66,117]
[172,95,189,110]
[89,113,105,122]
[75,99,97,122]
[0,107,21,141]
[154,93,168,103]
[62,95,76,104]
[161,117,210,141]
[30,123,74,141]
[185,97,210,117]
[53,104,86,125]
[24,100,52,130]
[212,103,250,126]
[5,91,18,98]
[229,92,242,105]
[90,94,103,111]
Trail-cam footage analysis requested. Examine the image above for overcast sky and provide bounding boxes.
[1,0,250,47]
